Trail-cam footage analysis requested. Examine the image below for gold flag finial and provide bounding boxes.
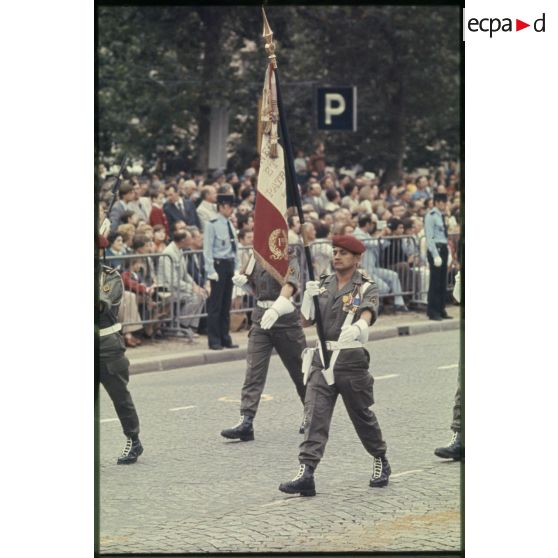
[262,7,276,68]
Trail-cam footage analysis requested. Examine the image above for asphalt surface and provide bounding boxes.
[98,329,462,554]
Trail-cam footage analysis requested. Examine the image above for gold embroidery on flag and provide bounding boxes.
[268,229,288,261]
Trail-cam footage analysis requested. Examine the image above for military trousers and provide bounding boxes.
[427,244,448,318]
[299,359,387,469]
[451,367,461,432]
[241,323,307,417]
[99,334,140,438]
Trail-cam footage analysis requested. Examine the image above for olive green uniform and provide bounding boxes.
[240,251,307,417]
[299,269,387,469]
[450,372,461,433]
[98,265,140,438]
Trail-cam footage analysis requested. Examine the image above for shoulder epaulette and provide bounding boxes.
[209,217,218,223]
[359,269,373,282]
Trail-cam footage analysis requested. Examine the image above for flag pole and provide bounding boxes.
[262,8,331,368]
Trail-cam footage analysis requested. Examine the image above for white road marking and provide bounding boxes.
[169,405,197,412]
[375,374,399,380]
[391,469,424,478]
[438,364,458,370]
[218,394,273,403]
[100,418,119,423]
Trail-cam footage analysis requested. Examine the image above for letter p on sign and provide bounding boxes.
[317,86,357,131]
[325,93,346,124]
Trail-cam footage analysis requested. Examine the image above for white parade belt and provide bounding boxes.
[301,339,364,387]
[325,340,363,351]
[99,323,122,337]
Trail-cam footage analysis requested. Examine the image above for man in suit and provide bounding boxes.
[163,184,201,240]
[127,181,150,222]
[196,185,218,231]
[108,181,136,232]
[185,226,206,288]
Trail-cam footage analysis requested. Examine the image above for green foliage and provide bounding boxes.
[97,5,460,178]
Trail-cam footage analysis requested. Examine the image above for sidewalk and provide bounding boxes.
[127,305,461,374]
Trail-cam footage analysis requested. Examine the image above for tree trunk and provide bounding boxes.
[194,8,225,173]
[381,79,405,187]
[195,105,211,172]
[378,19,406,189]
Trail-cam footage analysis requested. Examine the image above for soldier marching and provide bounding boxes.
[220,246,307,442]
[98,235,144,465]
[278,235,391,496]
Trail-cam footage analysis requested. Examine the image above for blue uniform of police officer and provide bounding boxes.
[424,192,451,320]
[203,194,240,349]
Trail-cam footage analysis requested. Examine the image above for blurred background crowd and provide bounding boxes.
[98,144,461,347]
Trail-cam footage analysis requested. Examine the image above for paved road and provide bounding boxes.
[98,330,462,554]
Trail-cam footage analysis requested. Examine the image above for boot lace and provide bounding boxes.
[120,437,133,457]
[293,464,306,481]
[372,456,383,479]
[449,431,458,446]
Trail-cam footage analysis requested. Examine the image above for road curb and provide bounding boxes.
[129,318,460,375]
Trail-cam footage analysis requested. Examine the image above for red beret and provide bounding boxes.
[98,235,109,249]
[332,235,365,255]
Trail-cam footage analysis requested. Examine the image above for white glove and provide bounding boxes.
[232,273,248,287]
[452,271,461,303]
[301,280,320,320]
[434,256,442,267]
[339,318,369,344]
[208,272,219,281]
[260,296,295,330]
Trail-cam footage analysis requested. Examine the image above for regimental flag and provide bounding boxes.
[253,63,289,285]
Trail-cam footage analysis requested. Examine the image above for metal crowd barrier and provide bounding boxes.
[104,233,460,335]
[410,232,461,305]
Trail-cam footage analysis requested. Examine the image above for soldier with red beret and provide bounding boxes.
[279,235,391,496]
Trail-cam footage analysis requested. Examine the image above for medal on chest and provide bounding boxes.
[342,285,361,313]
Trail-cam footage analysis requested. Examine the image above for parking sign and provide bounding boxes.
[317,86,357,131]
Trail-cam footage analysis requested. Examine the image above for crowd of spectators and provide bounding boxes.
[98,145,461,347]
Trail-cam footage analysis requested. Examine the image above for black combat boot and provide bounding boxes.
[369,455,391,487]
[220,415,254,441]
[117,436,144,465]
[278,464,316,497]
[434,431,462,460]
